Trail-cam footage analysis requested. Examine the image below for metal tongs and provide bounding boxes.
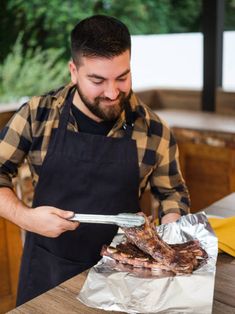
[69,213,145,228]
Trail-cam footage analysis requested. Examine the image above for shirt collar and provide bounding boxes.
[53,82,76,110]
[129,91,151,128]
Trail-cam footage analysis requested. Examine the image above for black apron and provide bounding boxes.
[16,92,140,305]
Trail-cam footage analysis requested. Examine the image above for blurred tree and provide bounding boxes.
[95,0,172,33]
[0,0,202,63]
[0,0,234,64]
[167,0,202,33]
[0,34,69,101]
[2,0,95,62]
[0,0,235,72]
[94,0,201,34]
[225,0,235,30]
[0,0,18,63]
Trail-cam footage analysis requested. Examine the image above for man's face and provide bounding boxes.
[69,50,132,121]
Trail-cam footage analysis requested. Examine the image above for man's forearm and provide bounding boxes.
[0,187,79,236]
[0,187,30,228]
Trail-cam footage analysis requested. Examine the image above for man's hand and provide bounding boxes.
[20,206,79,237]
[161,212,181,224]
[0,187,79,237]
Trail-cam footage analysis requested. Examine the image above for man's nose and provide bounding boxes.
[103,82,119,100]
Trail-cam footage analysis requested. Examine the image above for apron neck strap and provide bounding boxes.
[54,89,75,149]
[58,90,75,131]
[123,100,135,138]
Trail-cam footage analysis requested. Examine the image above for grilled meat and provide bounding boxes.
[101,213,208,275]
[121,213,175,264]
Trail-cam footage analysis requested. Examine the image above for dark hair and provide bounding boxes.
[70,15,131,65]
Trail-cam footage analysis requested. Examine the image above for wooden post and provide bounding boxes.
[202,0,224,112]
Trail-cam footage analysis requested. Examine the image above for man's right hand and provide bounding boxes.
[0,187,79,237]
[20,206,80,237]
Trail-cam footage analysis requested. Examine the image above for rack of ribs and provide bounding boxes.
[101,213,208,275]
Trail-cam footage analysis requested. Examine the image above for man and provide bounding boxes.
[0,15,190,305]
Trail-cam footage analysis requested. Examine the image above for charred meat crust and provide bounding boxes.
[101,213,208,275]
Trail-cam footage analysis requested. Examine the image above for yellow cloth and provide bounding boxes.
[208,216,235,257]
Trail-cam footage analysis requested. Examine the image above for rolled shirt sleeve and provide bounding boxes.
[0,103,32,188]
[150,125,190,218]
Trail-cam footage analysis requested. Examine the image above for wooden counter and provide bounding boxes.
[6,254,235,314]
[156,109,235,134]
[156,109,235,212]
[205,193,235,313]
[204,192,235,218]
[0,220,22,313]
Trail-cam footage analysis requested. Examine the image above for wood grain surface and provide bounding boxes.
[7,253,235,314]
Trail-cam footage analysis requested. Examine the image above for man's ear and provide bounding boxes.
[68,60,78,84]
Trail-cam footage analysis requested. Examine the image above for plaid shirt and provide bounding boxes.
[0,83,190,217]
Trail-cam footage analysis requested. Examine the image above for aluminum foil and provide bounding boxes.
[78,212,218,314]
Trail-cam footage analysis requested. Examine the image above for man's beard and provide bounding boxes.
[75,84,131,121]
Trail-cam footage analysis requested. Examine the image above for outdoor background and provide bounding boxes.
[0,0,235,102]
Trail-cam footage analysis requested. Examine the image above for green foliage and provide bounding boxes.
[0,0,204,63]
[0,0,234,101]
[3,0,96,61]
[167,0,202,33]
[94,0,172,34]
[225,0,235,30]
[94,0,202,34]
[1,0,235,63]
[0,34,69,102]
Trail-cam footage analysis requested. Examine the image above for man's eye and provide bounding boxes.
[117,77,127,82]
[92,80,103,85]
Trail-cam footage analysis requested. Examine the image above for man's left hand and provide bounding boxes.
[161,213,181,224]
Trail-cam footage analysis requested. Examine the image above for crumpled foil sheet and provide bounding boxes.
[78,212,218,314]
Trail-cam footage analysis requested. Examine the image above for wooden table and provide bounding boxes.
[7,195,235,314]
[204,193,235,218]
[7,253,235,314]
[205,193,235,313]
